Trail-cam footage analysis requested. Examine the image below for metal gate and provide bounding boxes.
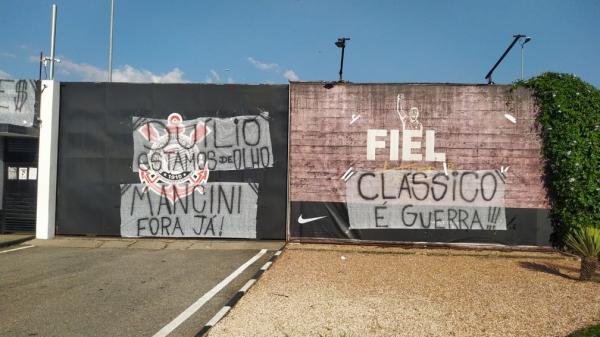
[1,137,38,233]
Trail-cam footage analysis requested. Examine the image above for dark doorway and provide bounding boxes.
[1,137,38,233]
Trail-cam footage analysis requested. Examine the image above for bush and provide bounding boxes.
[565,226,600,280]
[518,73,600,246]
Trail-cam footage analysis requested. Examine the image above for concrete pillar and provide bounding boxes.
[36,80,60,239]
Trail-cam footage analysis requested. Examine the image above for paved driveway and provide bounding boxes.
[0,238,283,337]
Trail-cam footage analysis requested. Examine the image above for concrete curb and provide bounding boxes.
[195,248,284,337]
[0,236,35,249]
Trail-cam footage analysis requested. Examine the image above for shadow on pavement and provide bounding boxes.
[518,261,580,280]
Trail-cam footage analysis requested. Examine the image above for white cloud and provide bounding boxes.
[205,69,221,83]
[248,56,299,82]
[112,65,187,83]
[0,69,12,78]
[283,69,300,81]
[43,57,189,83]
[210,70,220,82]
[58,59,107,81]
[0,52,16,59]
[227,77,234,84]
[247,57,279,71]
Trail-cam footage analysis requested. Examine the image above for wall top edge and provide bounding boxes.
[60,82,289,87]
[289,81,520,87]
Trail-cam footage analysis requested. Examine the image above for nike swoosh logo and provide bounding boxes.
[298,214,327,224]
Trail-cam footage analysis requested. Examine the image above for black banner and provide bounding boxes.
[290,201,552,245]
[57,83,288,239]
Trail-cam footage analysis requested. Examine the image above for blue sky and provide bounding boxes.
[1,0,599,86]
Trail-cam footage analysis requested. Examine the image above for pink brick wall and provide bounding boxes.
[289,83,549,209]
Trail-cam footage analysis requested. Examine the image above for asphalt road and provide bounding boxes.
[0,243,277,337]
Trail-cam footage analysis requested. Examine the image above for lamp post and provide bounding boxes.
[48,4,57,80]
[520,36,531,80]
[485,34,527,84]
[108,0,115,82]
[335,37,350,82]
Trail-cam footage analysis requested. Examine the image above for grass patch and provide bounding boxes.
[567,323,600,337]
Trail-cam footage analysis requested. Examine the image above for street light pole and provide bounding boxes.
[521,44,524,80]
[335,37,350,82]
[49,4,57,80]
[108,0,115,82]
[520,36,531,80]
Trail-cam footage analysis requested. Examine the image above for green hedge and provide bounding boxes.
[517,73,600,246]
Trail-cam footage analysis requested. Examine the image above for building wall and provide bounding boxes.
[289,83,551,246]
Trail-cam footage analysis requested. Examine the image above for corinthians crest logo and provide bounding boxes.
[136,113,211,203]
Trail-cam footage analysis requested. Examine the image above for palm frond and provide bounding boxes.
[565,226,600,257]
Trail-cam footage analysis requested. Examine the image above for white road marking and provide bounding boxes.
[152,249,267,337]
[240,279,256,293]
[0,245,34,254]
[260,261,272,271]
[206,306,231,327]
[274,250,282,256]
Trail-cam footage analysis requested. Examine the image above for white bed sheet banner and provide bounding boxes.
[346,170,507,230]
[0,79,36,127]
[120,182,259,238]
